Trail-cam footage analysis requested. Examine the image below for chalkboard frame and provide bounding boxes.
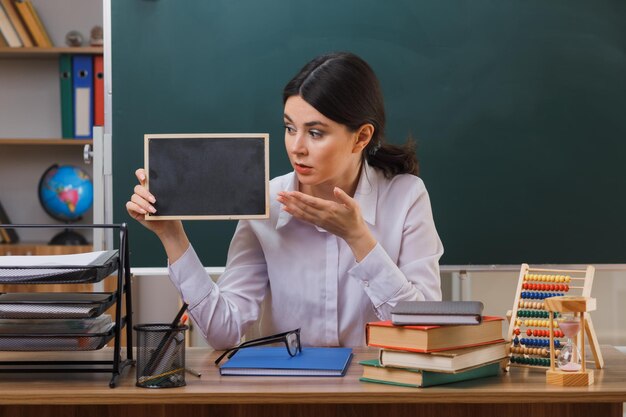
[144,133,270,221]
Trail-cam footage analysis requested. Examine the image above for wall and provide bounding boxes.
[131,268,626,347]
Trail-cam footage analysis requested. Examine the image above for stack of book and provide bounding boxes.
[361,301,508,388]
[0,0,52,48]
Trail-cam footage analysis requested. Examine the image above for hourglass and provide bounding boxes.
[544,296,595,386]
[557,314,581,371]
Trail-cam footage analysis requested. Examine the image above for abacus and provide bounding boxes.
[507,264,603,370]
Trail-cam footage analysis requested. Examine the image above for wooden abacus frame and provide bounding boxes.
[507,264,604,370]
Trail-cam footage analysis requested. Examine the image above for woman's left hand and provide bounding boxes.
[277,187,377,261]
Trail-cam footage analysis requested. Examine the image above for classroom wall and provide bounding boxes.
[131,269,626,347]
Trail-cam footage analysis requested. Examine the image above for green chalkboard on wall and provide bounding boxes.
[112,0,626,266]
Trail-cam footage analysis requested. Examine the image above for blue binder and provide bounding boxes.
[71,55,93,139]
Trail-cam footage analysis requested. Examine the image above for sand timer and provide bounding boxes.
[557,313,581,371]
[544,296,595,386]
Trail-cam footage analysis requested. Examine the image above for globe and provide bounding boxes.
[39,164,93,221]
[38,164,93,245]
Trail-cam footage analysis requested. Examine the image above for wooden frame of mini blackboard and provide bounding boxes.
[144,133,269,220]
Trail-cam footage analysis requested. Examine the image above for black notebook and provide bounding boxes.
[391,301,484,326]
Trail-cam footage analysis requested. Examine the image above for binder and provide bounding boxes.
[72,55,94,139]
[59,54,74,139]
[0,2,21,47]
[0,0,32,46]
[93,55,104,126]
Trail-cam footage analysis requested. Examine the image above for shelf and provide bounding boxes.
[0,47,103,59]
[0,139,92,146]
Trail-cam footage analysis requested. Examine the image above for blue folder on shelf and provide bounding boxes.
[219,347,353,377]
[71,55,93,139]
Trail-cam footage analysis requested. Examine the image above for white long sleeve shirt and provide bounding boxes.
[168,161,443,349]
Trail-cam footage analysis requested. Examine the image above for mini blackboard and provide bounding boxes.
[144,134,269,220]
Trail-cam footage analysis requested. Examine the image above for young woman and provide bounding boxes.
[126,52,443,349]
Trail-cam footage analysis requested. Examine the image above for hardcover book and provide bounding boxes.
[219,347,353,377]
[359,359,501,388]
[379,341,509,373]
[366,316,504,353]
[391,301,484,325]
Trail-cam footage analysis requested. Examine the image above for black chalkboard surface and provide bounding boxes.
[112,0,626,266]
[145,134,269,220]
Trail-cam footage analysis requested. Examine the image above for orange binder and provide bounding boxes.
[94,55,104,126]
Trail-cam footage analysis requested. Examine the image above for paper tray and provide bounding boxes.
[0,251,118,284]
[0,324,116,351]
[0,292,117,319]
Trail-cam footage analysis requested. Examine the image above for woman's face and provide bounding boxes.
[283,95,363,192]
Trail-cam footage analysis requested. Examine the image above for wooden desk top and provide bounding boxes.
[0,346,624,405]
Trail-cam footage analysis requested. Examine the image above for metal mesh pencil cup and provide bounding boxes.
[134,323,188,388]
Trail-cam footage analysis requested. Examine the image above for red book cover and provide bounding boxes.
[93,55,104,126]
[366,316,505,353]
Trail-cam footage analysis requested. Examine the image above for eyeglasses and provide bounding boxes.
[214,328,301,366]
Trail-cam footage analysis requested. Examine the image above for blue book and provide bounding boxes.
[219,347,353,377]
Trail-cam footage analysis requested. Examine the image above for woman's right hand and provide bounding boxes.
[126,168,181,238]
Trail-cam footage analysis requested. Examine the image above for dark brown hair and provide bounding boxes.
[283,52,418,177]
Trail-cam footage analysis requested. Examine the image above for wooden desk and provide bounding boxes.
[0,346,624,417]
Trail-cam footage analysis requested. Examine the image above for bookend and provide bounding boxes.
[0,224,134,387]
[506,263,603,372]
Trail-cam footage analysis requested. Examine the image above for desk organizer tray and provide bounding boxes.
[0,322,116,351]
[0,250,118,284]
[0,292,117,319]
[0,225,134,387]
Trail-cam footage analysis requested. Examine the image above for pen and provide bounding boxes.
[185,367,202,378]
[172,303,189,327]
[143,303,189,376]
[178,313,201,377]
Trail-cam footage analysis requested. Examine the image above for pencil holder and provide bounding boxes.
[134,323,188,388]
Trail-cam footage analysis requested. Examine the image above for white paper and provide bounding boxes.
[0,251,116,282]
[0,251,111,267]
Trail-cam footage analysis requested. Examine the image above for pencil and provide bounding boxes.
[142,303,189,375]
